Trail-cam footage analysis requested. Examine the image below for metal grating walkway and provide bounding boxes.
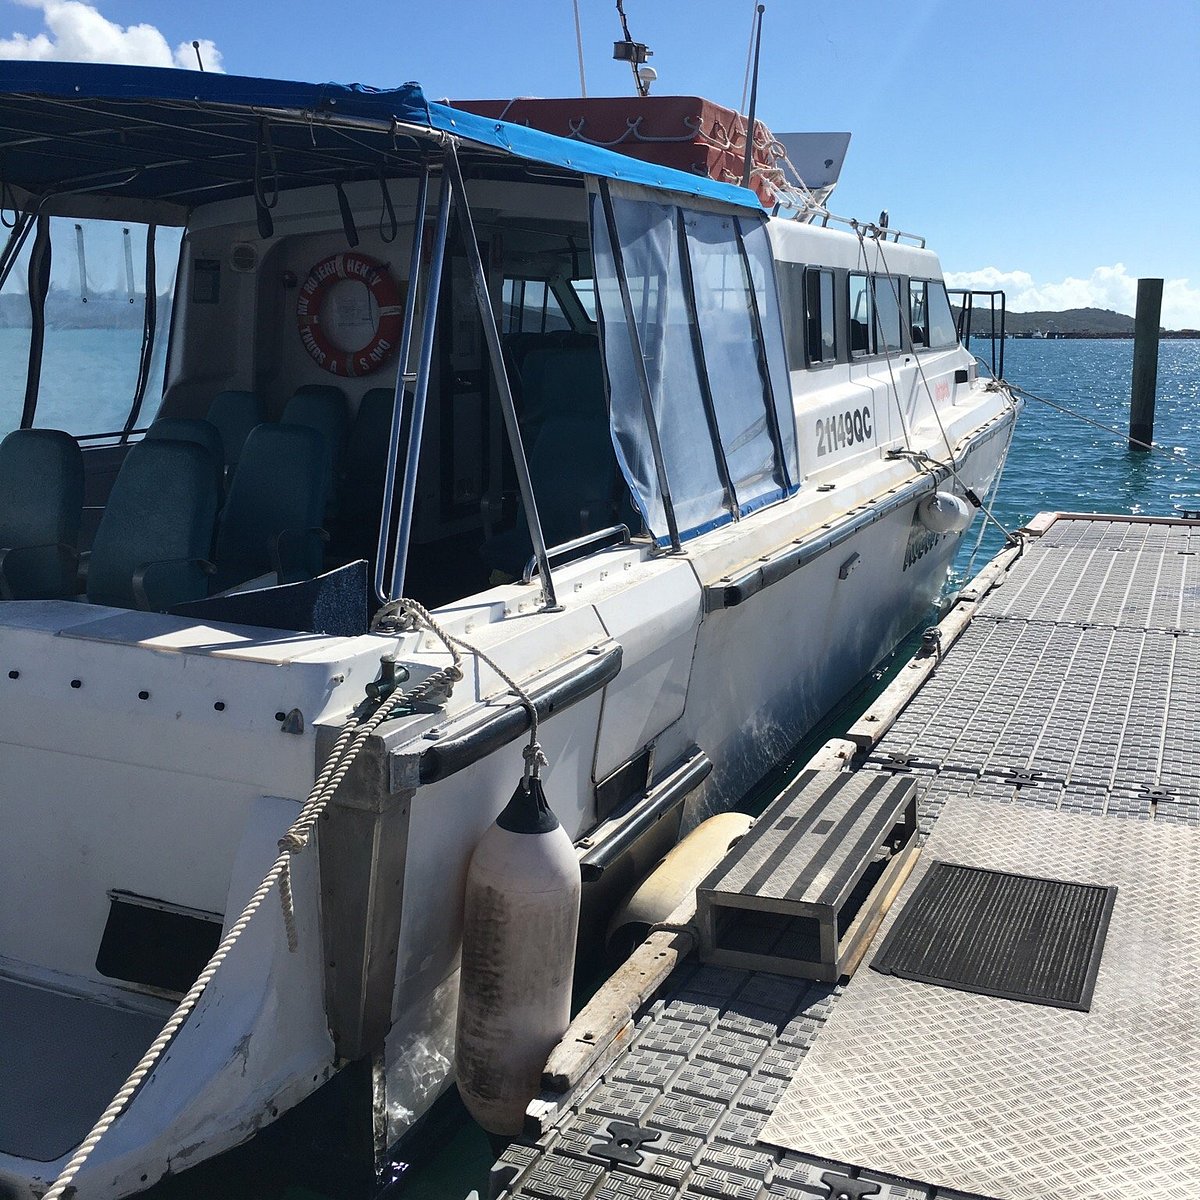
[490,514,1200,1200]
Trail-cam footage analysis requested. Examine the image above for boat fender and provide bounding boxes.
[606,812,754,962]
[918,490,973,535]
[455,770,581,1137]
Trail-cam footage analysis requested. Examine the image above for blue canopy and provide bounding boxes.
[0,62,761,212]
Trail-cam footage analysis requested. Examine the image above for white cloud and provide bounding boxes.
[0,1,223,71]
[944,263,1200,331]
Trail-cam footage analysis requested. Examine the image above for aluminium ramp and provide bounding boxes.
[760,798,1200,1200]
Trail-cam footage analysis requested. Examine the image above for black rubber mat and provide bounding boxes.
[871,861,1117,1010]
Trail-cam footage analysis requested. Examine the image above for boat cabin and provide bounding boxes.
[0,66,969,630]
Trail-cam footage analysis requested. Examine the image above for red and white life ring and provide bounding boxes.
[296,252,404,377]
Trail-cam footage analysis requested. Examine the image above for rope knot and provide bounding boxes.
[278,831,305,854]
[522,740,548,782]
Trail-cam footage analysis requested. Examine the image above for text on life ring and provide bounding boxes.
[296,252,404,377]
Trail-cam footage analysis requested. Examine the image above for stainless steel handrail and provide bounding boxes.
[388,164,452,602]
[521,524,632,585]
[374,160,429,603]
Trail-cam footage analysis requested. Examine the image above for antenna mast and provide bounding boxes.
[741,5,765,189]
[613,0,653,97]
[572,0,588,97]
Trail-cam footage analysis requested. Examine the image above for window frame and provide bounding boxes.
[804,266,838,368]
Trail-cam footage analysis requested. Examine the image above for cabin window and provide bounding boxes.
[849,273,873,356]
[925,280,958,349]
[589,184,799,544]
[0,216,181,438]
[909,280,928,346]
[501,277,571,334]
[736,219,798,485]
[805,268,836,364]
[872,274,903,354]
[591,190,728,540]
[682,210,794,513]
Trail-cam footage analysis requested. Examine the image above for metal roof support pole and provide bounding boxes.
[597,178,681,552]
[375,160,429,604]
[388,161,452,602]
[444,141,560,610]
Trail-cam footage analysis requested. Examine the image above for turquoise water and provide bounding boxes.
[960,338,1200,574]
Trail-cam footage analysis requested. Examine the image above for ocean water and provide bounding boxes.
[958,337,1200,575]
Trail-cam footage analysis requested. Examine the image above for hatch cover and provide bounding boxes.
[871,862,1116,1011]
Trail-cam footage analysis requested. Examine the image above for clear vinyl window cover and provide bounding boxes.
[0,217,182,438]
[589,187,798,544]
[926,279,959,349]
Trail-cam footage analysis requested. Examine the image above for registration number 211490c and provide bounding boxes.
[815,406,873,457]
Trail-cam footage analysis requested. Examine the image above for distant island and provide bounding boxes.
[960,305,1199,340]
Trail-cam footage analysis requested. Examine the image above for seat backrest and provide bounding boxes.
[206,390,265,473]
[146,418,225,491]
[338,387,397,531]
[213,423,329,592]
[282,384,348,465]
[87,439,219,610]
[0,428,84,598]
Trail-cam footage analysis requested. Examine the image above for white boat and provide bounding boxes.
[0,64,1018,1198]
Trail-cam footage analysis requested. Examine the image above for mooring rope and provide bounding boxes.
[42,597,547,1198]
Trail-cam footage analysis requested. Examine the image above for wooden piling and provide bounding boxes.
[1129,277,1163,451]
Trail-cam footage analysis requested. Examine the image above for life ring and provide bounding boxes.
[296,252,404,377]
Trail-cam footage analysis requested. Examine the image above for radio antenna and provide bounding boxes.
[192,40,205,72]
[613,0,653,97]
[572,0,588,96]
[741,5,765,189]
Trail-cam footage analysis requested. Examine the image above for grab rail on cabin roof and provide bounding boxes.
[806,209,927,249]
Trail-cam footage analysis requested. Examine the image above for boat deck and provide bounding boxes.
[490,513,1200,1200]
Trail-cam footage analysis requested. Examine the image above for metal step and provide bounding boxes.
[697,769,918,982]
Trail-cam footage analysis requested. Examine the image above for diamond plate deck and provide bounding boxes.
[761,799,1200,1200]
[493,516,1200,1200]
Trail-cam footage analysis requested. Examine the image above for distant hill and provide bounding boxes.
[960,306,1198,339]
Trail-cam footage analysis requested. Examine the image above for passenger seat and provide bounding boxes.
[86,439,220,611]
[206,390,265,476]
[211,424,329,592]
[334,387,399,562]
[0,428,84,600]
[146,418,225,494]
[281,384,349,514]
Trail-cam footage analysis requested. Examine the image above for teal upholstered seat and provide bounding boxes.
[206,390,265,473]
[87,439,219,611]
[212,423,329,592]
[334,387,397,559]
[281,384,349,505]
[0,428,84,600]
[146,418,225,492]
[481,347,619,576]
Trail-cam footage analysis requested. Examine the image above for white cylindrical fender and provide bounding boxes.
[606,812,754,961]
[918,490,973,534]
[455,777,581,1137]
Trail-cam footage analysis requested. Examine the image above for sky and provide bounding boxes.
[2,0,1198,326]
